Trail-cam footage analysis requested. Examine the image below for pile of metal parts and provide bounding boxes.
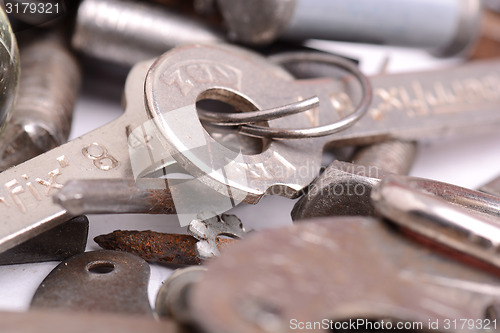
[3,0,500,332]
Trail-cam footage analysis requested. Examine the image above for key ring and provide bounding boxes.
[237,52,373,139]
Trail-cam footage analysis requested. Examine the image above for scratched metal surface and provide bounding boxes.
[1,41,500,313]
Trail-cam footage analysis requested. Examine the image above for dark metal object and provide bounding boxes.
[30,250,153,316]
[372,175,500,268]
[72,0,224,67]
[291,161,393,220]
[190,217,500,333]
[0,215,88,265]
[217,0,481,57]
[0,30,81,171]
[290,141,416,220]
[94,230,236,266]
[0,310,180,333]
[54,179,176,215]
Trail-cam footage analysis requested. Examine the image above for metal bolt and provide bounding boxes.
[72,0,224,67]
[352,140,417,175]
[217,0,482,57]
[0,31,80,171]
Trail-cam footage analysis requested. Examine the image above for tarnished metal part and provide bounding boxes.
[95,230,236,266]
[190,217,500,333]
[30,250,153,316]
[291,161,393,220]
[95,231,200,266]
[372,175,500,269]
[0,310,180,333]
[216,0,295,45]
[188,214,245,260]
[0,216,88,265]
[352,140,417,175]
[72,0,224,67]
[291,140,417,220]
[155,266,207,324]
[0,6,19,134]
[54,178,175,215]
[0,30,81,171]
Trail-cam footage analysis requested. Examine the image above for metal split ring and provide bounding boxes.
[237,52,373,139]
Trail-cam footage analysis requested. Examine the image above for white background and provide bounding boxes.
[1,41,500,312]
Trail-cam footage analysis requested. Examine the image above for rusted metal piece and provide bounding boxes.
[94,230,236,266]
[31,250,153,316]
[189,217,500,333]
[0,309,181,333]
[0,216,88,265]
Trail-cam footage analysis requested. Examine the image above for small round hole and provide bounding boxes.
[86,261,115,274]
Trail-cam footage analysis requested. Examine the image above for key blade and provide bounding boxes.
[320,59,500,145]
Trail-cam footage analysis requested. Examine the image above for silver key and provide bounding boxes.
[0,59,154,252]
[0,44,335,252]
[147,49,500,206]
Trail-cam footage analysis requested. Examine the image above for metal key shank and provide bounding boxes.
[147,47,500,207]
[0,60,154,252]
